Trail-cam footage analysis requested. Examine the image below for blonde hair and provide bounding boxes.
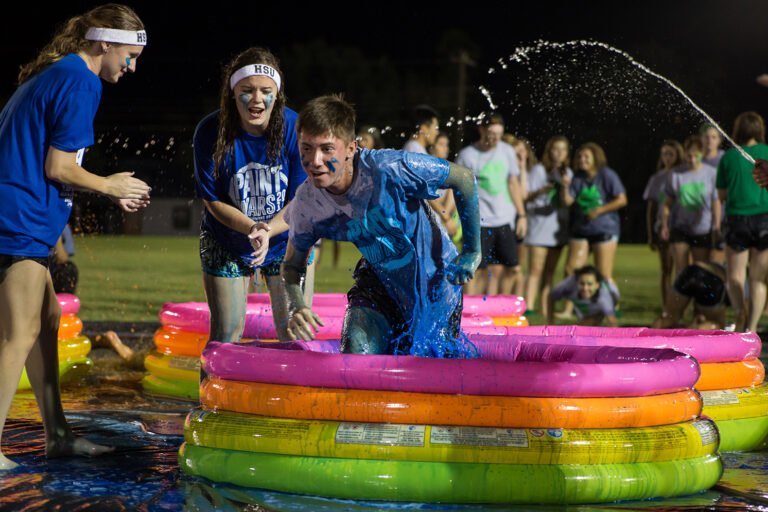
[18,4,144,84]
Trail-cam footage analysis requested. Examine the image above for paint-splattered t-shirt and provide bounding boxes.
[550,275,620,320]
[285,148,460,348]
[664,164,718,236]
[457,141,520,228]
[193,107,306,266]
[569,167,625,238]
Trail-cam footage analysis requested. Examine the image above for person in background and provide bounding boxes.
[457,114,527,295]
[644,140,683,317]
[716,111,768,332]
[548,265,619,326]
[504,134,533,297]
[428,132,460,241]
[524,136,571,318]
[50,224,79,294]
[560,142,626,318]
[403,105,439,154]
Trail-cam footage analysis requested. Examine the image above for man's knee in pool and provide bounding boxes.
[341,307,393,355]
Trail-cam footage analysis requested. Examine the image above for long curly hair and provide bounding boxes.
[212,47,286,178]
[18,4,144,84]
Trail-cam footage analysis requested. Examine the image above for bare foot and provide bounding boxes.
[104,330,135,362]
[0,453,19,470]
[47,436,115,459]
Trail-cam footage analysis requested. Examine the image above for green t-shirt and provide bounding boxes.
[716,144,768,216]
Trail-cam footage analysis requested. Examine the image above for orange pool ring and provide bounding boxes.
[200,378,702,429]
[697,359,765,391]
[58,314,82,339]
[154,326,208,357]
[492,315,529,327]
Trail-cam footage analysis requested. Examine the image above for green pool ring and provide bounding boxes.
[179,444,722,505]
[184,409,719,465]
[17,356,92,391]
[142,374,199,400]
[144,351,199,383]
[716,416,768,452]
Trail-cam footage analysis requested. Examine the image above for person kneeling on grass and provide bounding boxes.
[652,261,728,330]
[279,94,481,357]
[547,265,619,326]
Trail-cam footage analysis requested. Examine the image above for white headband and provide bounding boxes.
[85,27,147,46]
[229,64,281,91]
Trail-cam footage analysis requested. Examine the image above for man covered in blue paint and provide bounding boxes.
[280,94,481,358]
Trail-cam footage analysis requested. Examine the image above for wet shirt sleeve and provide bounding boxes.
[285,188,320,253]
[396,151,450,200]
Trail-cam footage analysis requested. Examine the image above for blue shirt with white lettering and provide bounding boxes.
[285,148,459,346]
[0,54,101,257]
[193,108,306,266]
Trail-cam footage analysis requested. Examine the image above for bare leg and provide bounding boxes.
[340,306,393,355]
[747,248,768,332]
[592,239,618,284]
[540,246,564,319]
[658,242,674,313]
[513,243,527,297]
[469,268,488,295]
[524,246,548,312]
[725,247,749,332]
[499,266,518,295]
[202,273,250,343]
[485,264,506,296]
[558,240,588,319]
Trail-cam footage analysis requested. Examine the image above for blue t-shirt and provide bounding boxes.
[193,108,306,266]
[285,148,459,347]
[569,167,625,238]
[0,54,101,257]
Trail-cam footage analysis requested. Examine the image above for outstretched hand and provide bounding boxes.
[287,307,325,340]
[248,222,271,267]
[112,197,150,212]
[446,251,481,285]
[753,158,768,189]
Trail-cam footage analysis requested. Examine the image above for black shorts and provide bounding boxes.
[0,253,49,271]
[480,224,518,268]
[669,229,712,249]
[725,214,768,252]
[346,258,462,355]
[673,264,727,308]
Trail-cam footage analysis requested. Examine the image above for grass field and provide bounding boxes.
[73,235,668,325]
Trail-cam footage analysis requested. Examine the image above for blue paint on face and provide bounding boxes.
[238,93,253,108]
[125,57,131,68]
[302,160,311,169]
[327,158,339,173]
[263,93,274,110]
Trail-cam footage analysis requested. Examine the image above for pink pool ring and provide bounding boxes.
[464,327,761,364]
[160,302,495,340]
[248,292,348,308]
[203,339,699,398]
[57,293,80,316]
[462,295,527,317]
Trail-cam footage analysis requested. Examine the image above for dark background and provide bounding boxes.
[4,1,768,240]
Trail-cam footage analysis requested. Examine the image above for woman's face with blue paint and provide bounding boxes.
[233,75,278,136]
[100,44,143,84]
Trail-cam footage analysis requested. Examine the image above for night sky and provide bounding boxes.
[4,1,768,239]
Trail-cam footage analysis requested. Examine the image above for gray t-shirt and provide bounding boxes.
[525,163,572,247]
[457,141,520,228]
[550,275,620,320]
[643,170,671,234]
[664,164,718,236]
[703,150,724,168]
